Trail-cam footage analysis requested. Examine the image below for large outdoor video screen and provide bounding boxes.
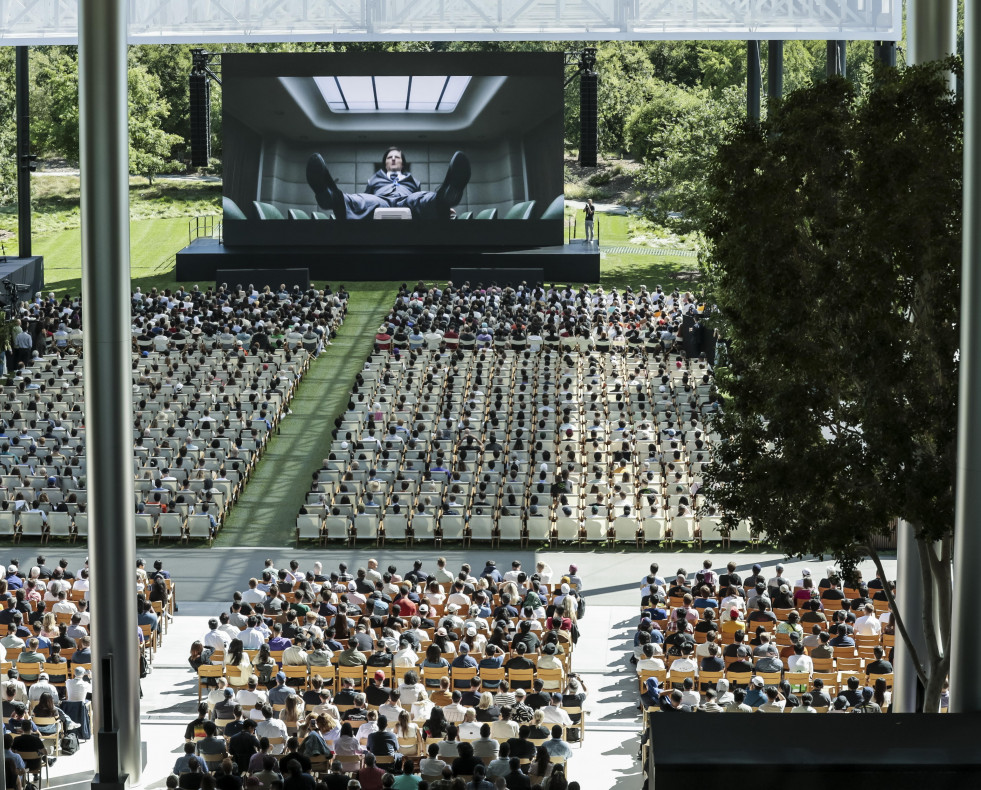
[222,52,565,248]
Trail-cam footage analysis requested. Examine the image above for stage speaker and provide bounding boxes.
[189,71,211,168]
[579,70,598,168]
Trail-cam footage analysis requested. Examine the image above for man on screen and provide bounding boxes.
[306,146,471,220]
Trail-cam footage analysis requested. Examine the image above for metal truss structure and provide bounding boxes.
[0,0,900,44]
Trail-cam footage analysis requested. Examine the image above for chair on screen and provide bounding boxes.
[289,208,311,220]
[504,200,536,220]
[540,194,565,220]
[253,201,286,220]
[476,208,498,220]
[223,196,248,219]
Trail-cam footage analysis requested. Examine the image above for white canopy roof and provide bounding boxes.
[0,0,901,45]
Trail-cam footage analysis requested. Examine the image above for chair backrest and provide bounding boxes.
[475,208,498,220]
[289,209,311,220]
[223,196,248,220]
[540,194,565,220]
[253,201,286,220]
[503,200,537,220]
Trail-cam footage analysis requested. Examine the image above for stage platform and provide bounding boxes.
[0,256,44,300]
[175,238,600,284]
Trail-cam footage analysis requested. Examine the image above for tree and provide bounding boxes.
[0,49,16,205]
[127,57,182,184]
[702,60,961,712]
[631,84,744,233]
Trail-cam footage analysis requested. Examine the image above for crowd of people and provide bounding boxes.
[299,282,723,546]
[0,284,348,542]
[182,556,587,789]
[633,559,901,715]
[0,554,142,786]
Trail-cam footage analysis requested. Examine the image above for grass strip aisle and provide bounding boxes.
[215,281,397,547]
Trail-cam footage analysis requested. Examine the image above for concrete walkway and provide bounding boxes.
[22,546,896,789]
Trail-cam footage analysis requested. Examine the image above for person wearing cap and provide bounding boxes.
[213,687,239,721]
[366,670,391,707]
[27,671,59,703]
[449,643,478,689]
[66,665,92,702]
[743,676,767,708]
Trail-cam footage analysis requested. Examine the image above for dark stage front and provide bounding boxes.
[0,256,45,300]
[647,712,981,788]
[175,238,600,284]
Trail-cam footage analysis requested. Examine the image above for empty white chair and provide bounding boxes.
[583,517,608,542]
[469,515,494,542]
[353,513,379,543]
[323,515,350,542]
[412,514,436,541]
[524,516,550,544]
[295,514,323,544]
[554,516,580,542]
[497,515,523,543]
[135,514,157,539]
[729,518,754,543]
[187,515,215,543]
[382,513,409,542]
[0,511,17,538]
[613,516,640,543]
[73,513,88,541]
[19,512,45,542]
[47,512,73,541]
[440,515,465,541]
[157,513,185,542]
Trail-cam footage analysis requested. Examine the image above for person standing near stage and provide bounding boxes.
[583,199,595,243]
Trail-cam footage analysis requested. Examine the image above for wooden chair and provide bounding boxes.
[698,670,724,693]
[450,665,478,690]
[283,664,310,689]
[726,670,752,688]
[479,666,505,691]
[337,665,366,690]
[12,749,47,788]
[197,664,224,701]
[638,668,668,694]
[506,667,534,690]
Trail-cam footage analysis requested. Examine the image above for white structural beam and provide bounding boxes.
[0,0,901,44]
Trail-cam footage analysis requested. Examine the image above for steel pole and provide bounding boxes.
[767,40,783,108]
[79,0,142,785]
[874,40,897,68]
[15,46,31,258]
[908,0,958,81]
[952,0,981,713]
[898,0,958,714]
[747,40,761,123]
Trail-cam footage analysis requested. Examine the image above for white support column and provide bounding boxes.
[79,0,143,785]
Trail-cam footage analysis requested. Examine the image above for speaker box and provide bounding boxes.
[579,71,598,168]
[189,72,211,168]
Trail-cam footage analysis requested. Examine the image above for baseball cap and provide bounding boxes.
[751,676,764,687]
[275,672,286,682]
[466,626,477,637]
[374,670,385,682]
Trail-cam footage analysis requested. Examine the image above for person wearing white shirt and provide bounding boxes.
[504,562,523,584]
[379,697,403,723]
[441,691,468,723]
[434,558,455,584]
[541,695,573,727]
[855,604,882,636]
[241,580,266,605]
[203,619,230,651]
[394,643,419,667]
[457,710,482,740]
[52,592,78,616]
[239,619,266,650]
[787,644,813,674]
[255,705,288,752]
[66,666,92,701]
[636,644,665,674]
[365,559,383,585]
